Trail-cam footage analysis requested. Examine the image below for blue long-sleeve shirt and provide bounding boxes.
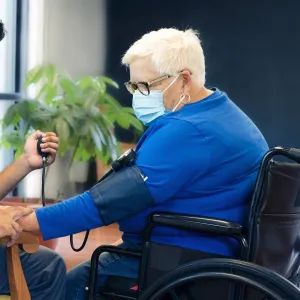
[36,88,268,256]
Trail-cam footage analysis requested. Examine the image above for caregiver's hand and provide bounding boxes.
[0,206,34,246]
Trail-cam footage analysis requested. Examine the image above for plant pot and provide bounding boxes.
[0,197,59,250]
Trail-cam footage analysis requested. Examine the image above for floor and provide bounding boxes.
[55,224,122,271]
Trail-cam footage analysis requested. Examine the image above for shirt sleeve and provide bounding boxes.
[136,119,211,204]
[36,191,104,240]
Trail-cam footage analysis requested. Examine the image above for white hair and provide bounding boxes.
[122,28,206,86]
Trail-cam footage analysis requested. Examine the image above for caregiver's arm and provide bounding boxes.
[0,155,32,200]
[0,131,59,200]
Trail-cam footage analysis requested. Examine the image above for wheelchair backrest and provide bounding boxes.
[252,160,300,279]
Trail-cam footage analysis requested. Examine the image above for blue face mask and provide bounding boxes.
[132,90,166,126]
[132,75,179,126]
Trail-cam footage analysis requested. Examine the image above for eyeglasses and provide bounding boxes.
[124,74,173,96]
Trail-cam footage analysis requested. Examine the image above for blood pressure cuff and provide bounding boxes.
[89,165,154,225]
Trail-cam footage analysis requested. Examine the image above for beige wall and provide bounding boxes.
[43,0,107,77]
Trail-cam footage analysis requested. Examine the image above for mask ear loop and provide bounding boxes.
[172,93,191,112]
[163,74,180,93]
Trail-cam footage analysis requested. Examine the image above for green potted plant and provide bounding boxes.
[0,63,143,202]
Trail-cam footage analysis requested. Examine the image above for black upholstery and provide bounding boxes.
[144,242,223,289]
[249,161,300,280]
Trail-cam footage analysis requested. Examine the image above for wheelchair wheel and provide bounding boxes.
[139,258,300,300]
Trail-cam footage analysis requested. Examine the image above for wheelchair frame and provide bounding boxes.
[87,147,300,300]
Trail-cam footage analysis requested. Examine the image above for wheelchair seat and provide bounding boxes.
[88,147,300,299]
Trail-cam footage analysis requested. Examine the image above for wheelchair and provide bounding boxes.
[86,147,300,299]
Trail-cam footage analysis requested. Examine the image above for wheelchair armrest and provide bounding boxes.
[150,213,243,237]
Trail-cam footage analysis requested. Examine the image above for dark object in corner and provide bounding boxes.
[0,20,5,41]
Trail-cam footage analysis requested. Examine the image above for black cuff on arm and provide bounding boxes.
[89,165,154,225]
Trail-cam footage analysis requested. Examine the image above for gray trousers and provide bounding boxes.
[0,245,66,300]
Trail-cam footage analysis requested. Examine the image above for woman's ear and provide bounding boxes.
[180,70,192,92]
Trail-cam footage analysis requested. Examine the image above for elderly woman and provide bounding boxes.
[18,28,268,299]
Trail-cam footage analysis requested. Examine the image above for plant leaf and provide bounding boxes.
[84,95,99,111]
[2,106,17,127]
[122,107,135,114]
[45,85,58,105]
[96,79,106,94]
[77,76,95,89]
[1,131,25,154]
[46,64,56,85]
[17,101,34,121]
[104,94,123,112]
[24,65,45,87]
[99,76,119,89]
[125,113,144,131]
[116,113,130,129]
[37,83,49,100]
[60,78,79,99]
[55,117,70,140]
[91,125,105,151]
[108,135,119,160]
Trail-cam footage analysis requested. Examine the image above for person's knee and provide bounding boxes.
[51,253,67,280]
[32,247,66,282]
